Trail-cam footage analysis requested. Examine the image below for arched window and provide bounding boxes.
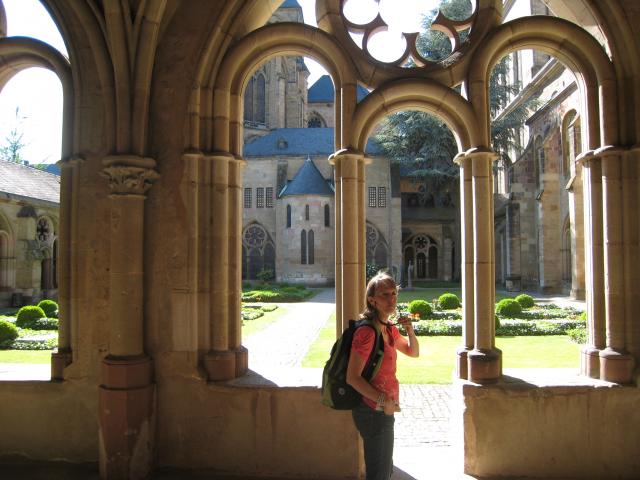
[242,223,275,280]
[286,205,292,228]
[244,77,254,122]
[428,246,438,279]
[301,230,307,264]
[0,231,10,290]
[308,230,314,265]
[256,74,266,124]
[307,112,326,128]
[324,204,330,227]
[305,204,309,221]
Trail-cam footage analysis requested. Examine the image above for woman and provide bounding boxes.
[346,271,420,480]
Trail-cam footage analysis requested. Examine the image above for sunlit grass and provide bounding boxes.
[0,350,52,364]
[302,314,581,384]
[242,304,289,338]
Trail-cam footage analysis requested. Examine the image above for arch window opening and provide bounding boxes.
[0,0,67,380]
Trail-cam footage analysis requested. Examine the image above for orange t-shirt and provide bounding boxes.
[350,324,400,410]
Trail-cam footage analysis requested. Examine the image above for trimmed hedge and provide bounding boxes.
[438,293,461,310]
[37,299,59,318]
[241,285,313,302]
[0,320,19,348]
[16,306,47,329]
[515,294,534,309]
[407,319,584,337]
[408,300,432,319]
[496,298,522,317]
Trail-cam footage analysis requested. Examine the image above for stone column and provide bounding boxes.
[357,157,369,311]
[229,156,248,376]
[51,157,80,379]
[467,149,501,383]
[598,146,635,383]
[333,156,343,336]
[331,150,364,330]
[455,153,474,380]
[579,152,605,378]
[204,152,236,381]
[99,155,159,480]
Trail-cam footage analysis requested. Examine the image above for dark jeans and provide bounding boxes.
[351,403,395,480]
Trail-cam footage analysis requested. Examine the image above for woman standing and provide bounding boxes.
[346,271,420,480]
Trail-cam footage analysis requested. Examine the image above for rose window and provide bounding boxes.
[414,235,429,250]
[243,225,266,248]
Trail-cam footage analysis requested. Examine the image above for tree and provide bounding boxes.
[0,107,28,163]
[375,0,536,190]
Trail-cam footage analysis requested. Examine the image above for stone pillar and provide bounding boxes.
[204,152,236,381]
[467,149,501,383]
[333,155,343,336]
[51,157,79,379]
[357,157,369,311]
[455,154,474,380]
[331,150,364,330]
[579,152,606,377]
[229,156,248,376]
[598,147,635,383]
[99,155,159,480]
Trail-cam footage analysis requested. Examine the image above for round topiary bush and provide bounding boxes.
[515,294,534,309]
[0,320,18,348]
[37,299,59,318]
[16,305,47,329]
[496,298,522,317]
[408,300,432,319]
[438,293,461,310]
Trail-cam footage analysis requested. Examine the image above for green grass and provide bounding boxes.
[302,315,581,384]
[0,350,52,364]
[242,305,289,338]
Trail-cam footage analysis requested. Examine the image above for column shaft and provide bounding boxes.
[580,154,605,377]
[334,158,343,335]
[623,148,640,362]
[205,152,236,381]
[467,150,501,383]
[599,147,635,383]
[456,155,474,379]
[357,158,367,311]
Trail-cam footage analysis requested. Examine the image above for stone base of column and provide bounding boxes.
[581,346,601,378]
[467,348,502,383]
[51,348,72,380]
[99,355,154,480]
[204,350,236,381]
[234,346,248,377]
[456,347,471,380]
[599,348,636,384]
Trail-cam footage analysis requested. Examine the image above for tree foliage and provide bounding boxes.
[0,127,27,163]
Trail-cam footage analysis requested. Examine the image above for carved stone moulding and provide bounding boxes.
[101,155,160,195]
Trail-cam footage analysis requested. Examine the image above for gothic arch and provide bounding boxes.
[206,22,357,153]
[468,15,618,149]
[350,77,477,152]
[0,37,73,159]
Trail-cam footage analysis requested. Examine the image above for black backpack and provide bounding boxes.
[321,319,385,410]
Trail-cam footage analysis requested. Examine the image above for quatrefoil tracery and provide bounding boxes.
[340,0,476,68]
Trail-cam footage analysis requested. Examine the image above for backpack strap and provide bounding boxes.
[356,319,385,382]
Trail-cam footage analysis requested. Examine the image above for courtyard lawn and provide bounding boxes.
[242,304,289,338]
[302,315,581,384]
[397,286,512,304]
[0,350,51,364]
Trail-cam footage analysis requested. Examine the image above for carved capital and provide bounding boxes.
[101,155,159,195]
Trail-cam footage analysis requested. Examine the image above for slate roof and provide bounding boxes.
[0,160,60,204]
[308,75,370,103]
[280,156,334,197]
[280,0,302,8]
[243,127,382,156]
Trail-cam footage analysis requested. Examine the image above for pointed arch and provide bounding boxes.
[468,16,618,150]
